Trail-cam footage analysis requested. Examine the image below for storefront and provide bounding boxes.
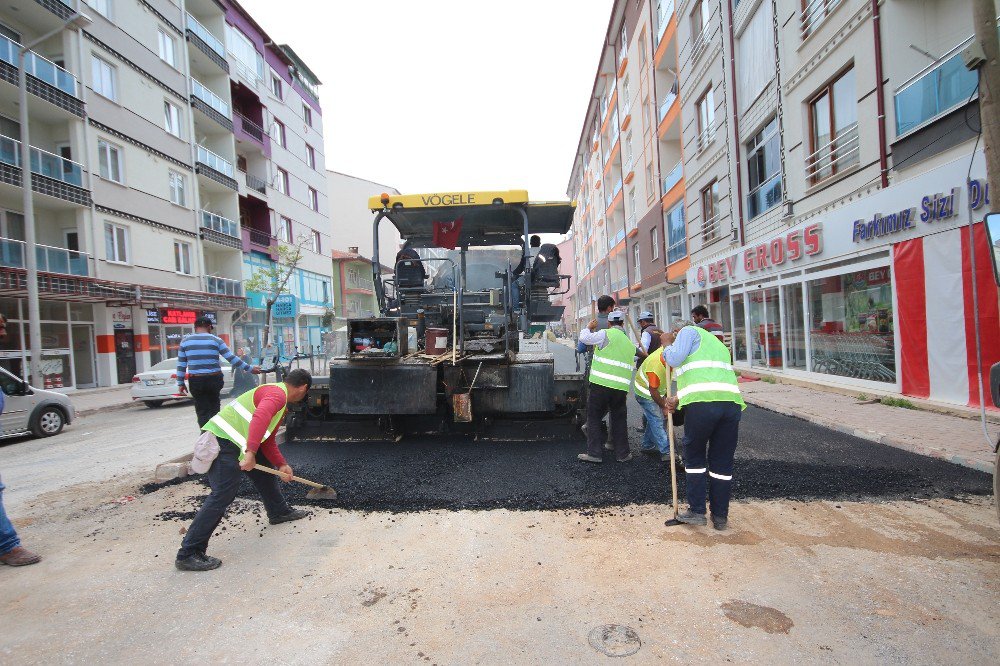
[144,309,218,366]
[687,153,999,407]
[0,297,97,390]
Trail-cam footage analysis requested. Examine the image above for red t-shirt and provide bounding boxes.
[245,385,287,467]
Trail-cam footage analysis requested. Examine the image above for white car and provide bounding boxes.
[0,366,76,438]
[131,358,236,408]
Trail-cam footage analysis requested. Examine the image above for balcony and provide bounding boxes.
[205,275,243,297]
[243,171,267,196]
[199,210,241,250]
[0,33,79,97]
[1,237,90,276]
[658,87,678,123]
[234,112,270,156]
[0,134,90,205]
[656,0,675,44]
[662,161,683,195]
[190,79,233,132]
[185,13,229,73]
[805,122,859,186]
[195,144,238,190]
[894,50,978,137]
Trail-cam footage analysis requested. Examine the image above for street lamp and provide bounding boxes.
[18,9,91,386]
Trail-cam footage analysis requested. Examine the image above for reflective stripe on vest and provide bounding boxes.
[633,351,667,400]
[203,382,288,459]
[675,327,745,409]
[589,327,635,392]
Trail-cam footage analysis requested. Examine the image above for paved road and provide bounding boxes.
[0,401,200,512]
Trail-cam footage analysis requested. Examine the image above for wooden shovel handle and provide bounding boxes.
[253,464,325,489]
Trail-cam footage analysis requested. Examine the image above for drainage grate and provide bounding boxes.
[587,624,641,657]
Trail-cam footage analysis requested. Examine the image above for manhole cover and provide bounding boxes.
[587,624,641,657]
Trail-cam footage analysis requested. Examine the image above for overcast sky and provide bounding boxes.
[239,0,614,200]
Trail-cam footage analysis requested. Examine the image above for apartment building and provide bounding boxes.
[677,0,999,406]
[0,0,330,387]
[567,0,686,332]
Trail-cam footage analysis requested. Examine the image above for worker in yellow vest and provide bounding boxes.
[577,311,635,463]
[632,331,673,461]
[661,325,745,530]
[175,369,313,572]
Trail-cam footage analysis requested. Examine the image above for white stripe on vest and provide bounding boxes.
[634,383,652,398]
[676,360,734,377]
[231,401,274,440]
[590,369,632,385]
[593,356,633,370]
[676,382,742,400]
[208,414,247,447]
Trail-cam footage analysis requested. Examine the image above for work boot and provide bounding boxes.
[0,546,41,567]
[711,516,729,531]
[269,508,310,525]
[616,453,634,462]
[175,553,222,571]
[641,448,659,457]
[577,453,602,463]
[675,510,707,526]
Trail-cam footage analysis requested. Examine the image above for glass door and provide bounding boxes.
[749,287,782,368]
[71,324,96,387]
[731,293,747,363]
[782,284,807,369]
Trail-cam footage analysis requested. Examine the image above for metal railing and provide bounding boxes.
[689,30,708,64]
[626,212,636,234]
[200,210,239,238]
[191,79,230,118]
[0,34,79,97]
[701,213,722,243]
[618,43,627,65]
[244,171,267,194]
[747,174,783,219]
[612,228,626,246]
[185,13,225,59]
[247,228,273,247]
[196,144,234,177]
[697,121,717,151]
[662,161,683,194]
[659,88,678,123]
[894,49,978,136]
[805,122,859,185]
[657,0,675,43]
[800,0,840,38]
[205,275,243,297]
[0,237,91,276]
[0,135,84,187]
[234,112,266,143]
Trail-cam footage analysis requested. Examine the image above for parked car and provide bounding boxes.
[130,358,236,408]
[0,366,75,439]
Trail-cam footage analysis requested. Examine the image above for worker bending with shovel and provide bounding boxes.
[660,324,745,530]
[175,369,315,571]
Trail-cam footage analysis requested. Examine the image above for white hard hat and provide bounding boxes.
[639,311,654,320]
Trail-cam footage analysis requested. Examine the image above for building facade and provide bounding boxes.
[326,170,400,265]
[567,0,686,334]
[0,0,330,387]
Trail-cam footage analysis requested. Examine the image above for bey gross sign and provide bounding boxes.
[697,224,822,286]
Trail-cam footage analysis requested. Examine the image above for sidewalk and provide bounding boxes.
[68,385,144,417]
[740,380,997,473]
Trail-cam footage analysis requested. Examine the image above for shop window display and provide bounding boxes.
[807,268,895,383]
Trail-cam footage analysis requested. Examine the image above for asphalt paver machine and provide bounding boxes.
[298,190,586,437]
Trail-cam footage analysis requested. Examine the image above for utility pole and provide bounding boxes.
[973,0,1000,213]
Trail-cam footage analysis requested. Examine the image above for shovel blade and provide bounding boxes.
[306,486,338,500]
[664,518,683,527]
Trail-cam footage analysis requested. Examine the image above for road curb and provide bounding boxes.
[76,401,141,417]
[745,397,995,474]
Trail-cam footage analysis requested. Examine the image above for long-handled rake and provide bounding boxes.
[663,367,682,527]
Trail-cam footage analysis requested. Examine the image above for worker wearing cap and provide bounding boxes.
[177,316,261,427]
[636,311,662,362]
[660,323,745,530]
[577,311,634,463]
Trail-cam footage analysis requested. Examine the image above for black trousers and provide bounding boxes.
[681,402,742,519]
[586,383,629,459]
[188,373,225,428]
[177,438,290,559]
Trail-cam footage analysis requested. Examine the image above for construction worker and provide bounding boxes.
[577,311,634,463]
[635,311,661,363]
[177,316,261,427]
[175,369,313,572]
[691,305,725,342]
[661,324,746,530]
[632,329,672,461]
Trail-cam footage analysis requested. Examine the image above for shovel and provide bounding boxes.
[663,368,683,527]
[253,465,338,500]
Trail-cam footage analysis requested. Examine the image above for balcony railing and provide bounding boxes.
[612,228,626,246]
[626,212,636,234]
[805,122,859,185]
[186,13,225,59]
[697,121,717,151]
[0,135,84,187]
[244,171,267,195]
[747,173,783,219]
[800,0,841,38]
[205,275,243,297]
[701,213,722,243]
[1,237,90,276]
[200,210,239,238]
[0,34,79,97]
[234,112,266,143]
[656,0,675,44]
[894,50,978,136]
[618,43,627,65]
[689,30,708,64]
[196,144,234,177]
[658,88,678,123]
[247,228,273,247]
[191,79,230,118]
[662,161,683,195]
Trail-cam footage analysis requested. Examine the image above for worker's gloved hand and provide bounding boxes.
[239,450,256,472]
[278,464,293,482]
[177,384,187,395]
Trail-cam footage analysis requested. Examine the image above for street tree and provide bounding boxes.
[244,240,306,350]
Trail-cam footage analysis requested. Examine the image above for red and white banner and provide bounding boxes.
[894,223,1000,408]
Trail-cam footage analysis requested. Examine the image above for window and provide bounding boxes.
[308,186,319,211]
[666,203,687,263]
[157,28,176,67]
[641,94,651,130]
[736,1,776,110]
[746,117,782,218]
[168,170,185,206]
[302,104,312,127]
[84,0,111,19]
[696,87,716,148]
[173,241,191,274]
[163,100,181,137]
[225,24,265,82]
[808,66,858,184]
[104,222,129,263]
[623,133,633,170]
[645,162,654,202]
[701,180,720,241]
[650,227,659,260]
[278,216,293,242]
[633,243,641,282]
[273,119,286,148]
[305,144,316,169]
[639,33,647,65]
[622,76,631,108]
[310,230,321,253]
[270,73,283,99]
[691,0,710,56]
[275,167,289,195]
[801,0,842,38]
[97,139,123,183]
[91,55,117,101]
